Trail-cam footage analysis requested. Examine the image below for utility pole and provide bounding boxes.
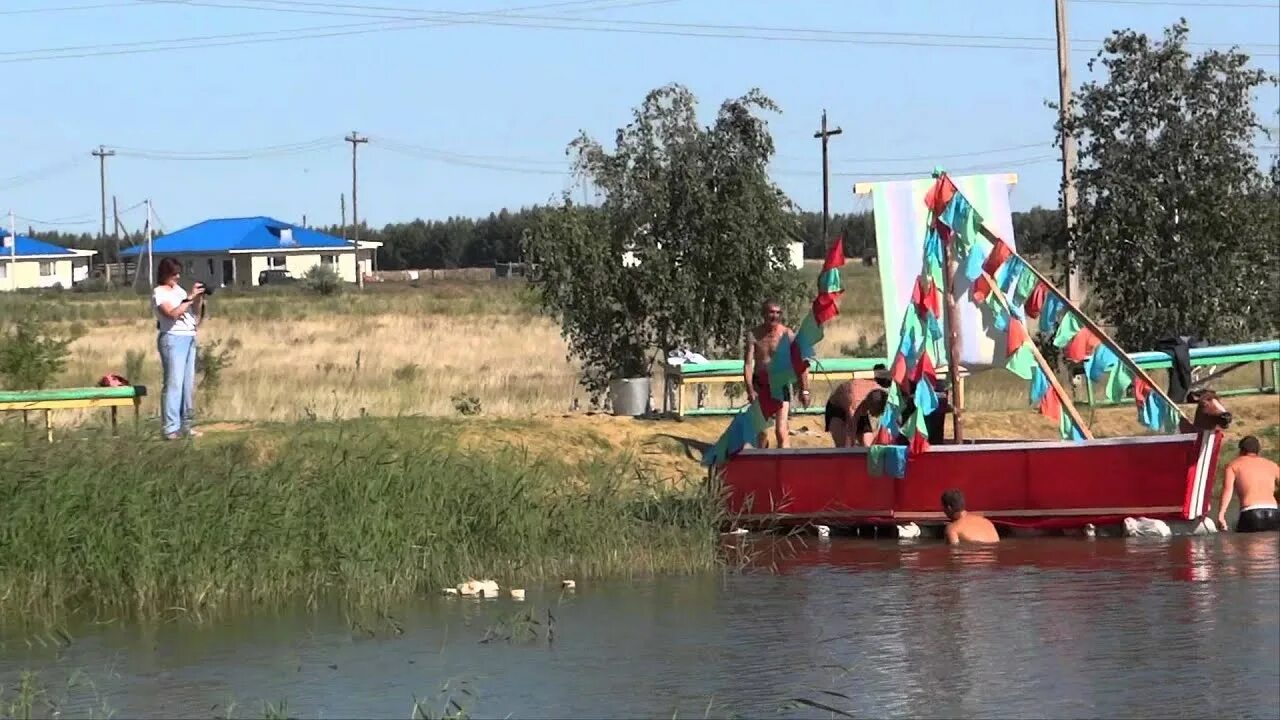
[111,195,120,285]
[813,110,843,245]
[1055,0,1081,301]
[345,131,368,290]
[145,199,154,288]
[340,193,347,240]
[91,146,115,242]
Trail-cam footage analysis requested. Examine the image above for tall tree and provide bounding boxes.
[526,84,806,401]
[1061,20,1278,348]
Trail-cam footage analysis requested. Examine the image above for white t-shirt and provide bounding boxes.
[153,284,198,335]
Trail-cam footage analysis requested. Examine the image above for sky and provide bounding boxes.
[2,0,1278,236]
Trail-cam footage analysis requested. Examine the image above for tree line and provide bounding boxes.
[26,204,1068,270]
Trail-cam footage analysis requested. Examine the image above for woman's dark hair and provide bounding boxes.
[156,257,182,285]
[866,388,889,413]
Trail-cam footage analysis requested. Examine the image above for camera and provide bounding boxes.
[195,282,215,297]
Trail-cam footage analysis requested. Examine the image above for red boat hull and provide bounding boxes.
[721,432,1223,529]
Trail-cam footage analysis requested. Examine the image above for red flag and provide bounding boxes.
[890,351,908,388]
[912,348,937,385]
[924,174,958,216]
[912,277,941,320]
[789,338,810,377]
[874,426,893,445]
[1024,281,1049,319]
[933,217,953,245]
[908,430,930,456]
[1064,327,1101,363]
[971,275,992,303]
[812,293,839,325]
[1133,376,1152,406]
[822,235,846,272]
[1038,385,1060,420]
[981,237,1013,277]
[1006,317,1029,357]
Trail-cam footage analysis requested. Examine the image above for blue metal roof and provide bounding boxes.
[119,216,354,257]
[0,230,79,257]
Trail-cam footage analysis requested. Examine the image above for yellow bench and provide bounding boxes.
[0,385,147,442]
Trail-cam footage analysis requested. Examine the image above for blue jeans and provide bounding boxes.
[157,332,197,435]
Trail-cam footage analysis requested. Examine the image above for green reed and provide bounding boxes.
[0,418,723,621]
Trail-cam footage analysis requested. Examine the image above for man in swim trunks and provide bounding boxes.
[744,299,810,448]
[1216,435,1280,532]
[941,488,1000,544]
[825,385,888,448]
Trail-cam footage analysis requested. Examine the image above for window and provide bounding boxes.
[0,263,7,280]
[184,260,194,274]
[39,261,55,277]
[320,255,337,266]
[207,258,216,275]
[268,255,286,268]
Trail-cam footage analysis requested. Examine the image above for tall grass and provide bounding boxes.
[0,418,723,620]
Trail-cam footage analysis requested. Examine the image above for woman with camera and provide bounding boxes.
[153,257,206,439]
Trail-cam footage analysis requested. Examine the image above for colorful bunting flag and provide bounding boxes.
[1030,366,1051,406]
[867,445,909,479]
[1085,343,1120,383]
[1006,341,1037,380]
[1104,363,1134,403]
[1039,292,1066,334]
[1063,326,1101,364]
[1025,281,1049,320]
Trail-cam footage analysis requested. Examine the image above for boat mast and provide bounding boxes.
[937,177,966,444]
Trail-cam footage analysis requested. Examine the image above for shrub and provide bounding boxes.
[392,363,421,383]
[196,339,236,393]
[0,318,73,390]
[301,264,343,296]
[451,393,482,416]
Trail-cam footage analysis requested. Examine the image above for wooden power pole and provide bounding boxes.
[1055,0,1082,301]
[91,146,115,240]
[345,131,368,290]
[813,110,843,244]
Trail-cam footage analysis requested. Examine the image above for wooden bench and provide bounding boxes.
[0,385,147,442]
[1075,339,1279,407]
[662,357,969,418]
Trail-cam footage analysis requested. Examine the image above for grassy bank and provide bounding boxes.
[0,418,722,621]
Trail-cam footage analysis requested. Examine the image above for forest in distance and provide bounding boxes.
[23,204,1068,273]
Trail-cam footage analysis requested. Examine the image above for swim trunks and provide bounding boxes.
[824,400,850,432]
[1236,505,1280,533]
[753,370,789,403]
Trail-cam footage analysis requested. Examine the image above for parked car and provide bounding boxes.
[258,268,297,285]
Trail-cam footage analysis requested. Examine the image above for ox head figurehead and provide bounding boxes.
[1180,389,1233,433]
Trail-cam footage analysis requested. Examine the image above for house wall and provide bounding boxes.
[246,250,355,285]
[0,257,86,291]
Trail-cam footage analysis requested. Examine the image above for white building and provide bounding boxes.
[119,216,380,287]
[0,231,96,291]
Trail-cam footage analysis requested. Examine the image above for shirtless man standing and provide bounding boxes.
[744,299,810,448]
[941,488,1000,544]
[1216,436,1280,533]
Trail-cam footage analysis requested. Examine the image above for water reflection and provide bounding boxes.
[0,535,1275,719]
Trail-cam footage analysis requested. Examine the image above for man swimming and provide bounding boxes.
[941,488,1000,544]
[744,299,810,448]
[1216,435,1280,532]
[825,384,888,448]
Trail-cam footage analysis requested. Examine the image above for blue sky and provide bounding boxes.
[2,0,1277,234]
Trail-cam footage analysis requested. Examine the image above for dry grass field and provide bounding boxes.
[2,261,1274,472]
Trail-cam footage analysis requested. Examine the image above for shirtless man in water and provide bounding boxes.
[744,299,810,448]
[941,488,1000,544]
[1217,436,1280,533]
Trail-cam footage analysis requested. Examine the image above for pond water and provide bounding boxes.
[1,534,1277,719]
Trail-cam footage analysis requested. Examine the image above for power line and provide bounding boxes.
[112,137,340,160]
[0,157,84,189]
[4,1,1273,64]
[0,0,661,63]
[15,213,99,227]
[372,140,571,175]
[834,141,1055,164]
[154,0,1280,51]
[1072,0,1278,8]
[0,2,132,15]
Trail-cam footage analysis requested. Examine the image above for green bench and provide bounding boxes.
[1075,340,1279,406]
[0,385,147,442]
[663,357,948,417]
